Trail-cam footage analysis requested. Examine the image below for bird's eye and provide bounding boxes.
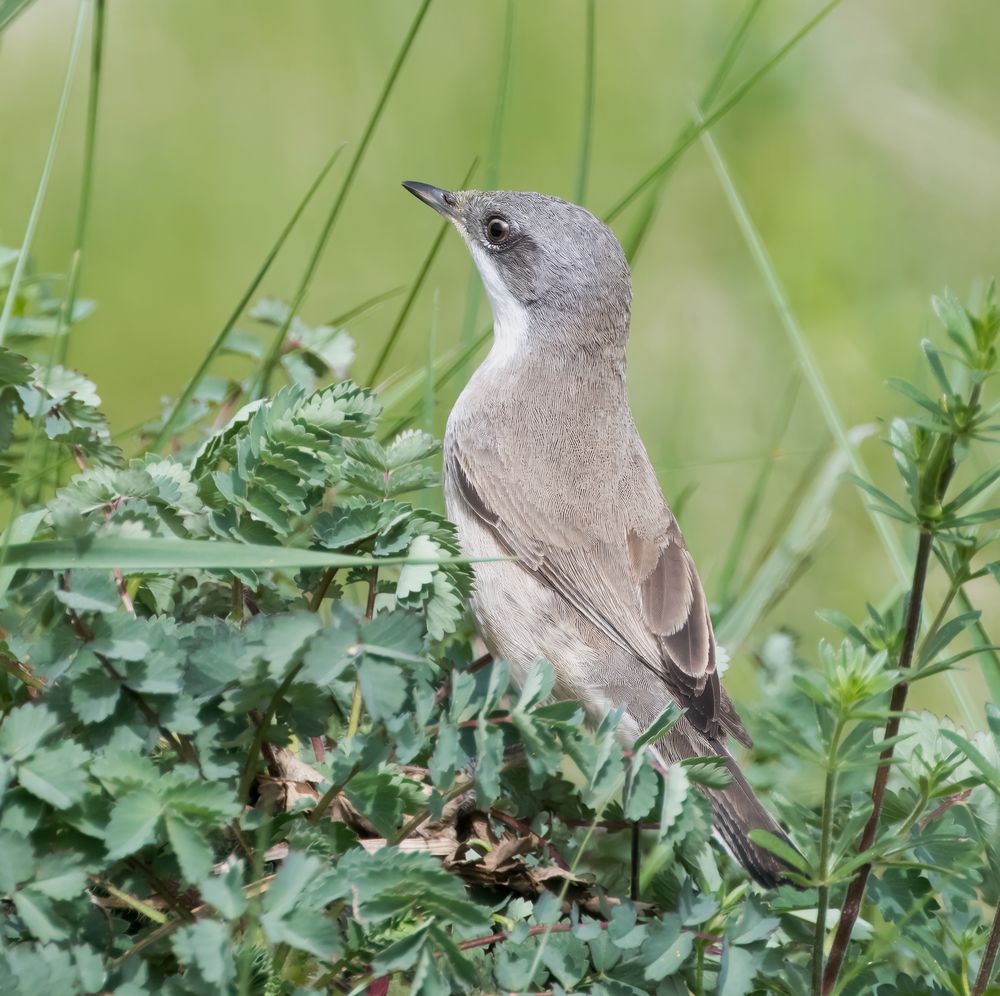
[484,216,510,244]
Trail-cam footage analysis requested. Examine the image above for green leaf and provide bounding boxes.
[747,829,810,874]
[634,702,684,750]
[0,829,33,892]
[165,814,214,883]
[514,658,555,712]
[171,920,234,986]
[0,704,59,760]
[371,920,434,974]
[200,862,247,919]
[104,788,162,859]
[13,890,67,941]
[262,851,321,918]
[643,914,692,981]
[17,742,89,809]
[658,764,689,840]
[53,570,122,613]
[624,759,659,821]
[940,729,1000,793]
[717,937,759,996]
[358,657,408,722]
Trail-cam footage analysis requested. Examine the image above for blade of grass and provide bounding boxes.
[381,323,493,439]
[604,0,846,225]
[0,0,88,349]
[3,537,501,573]
[700,119,981,728]
[0,0,37,33]
[574,0,596,205]
[150,144,344,452]
[327,285,405,328]
[716,372,800,609]
[457,0,513,382]
[368,157,478,384]
[424,289,439,435]
[620,0,765,264]
[253,0,435,399]
[54,0,104,368]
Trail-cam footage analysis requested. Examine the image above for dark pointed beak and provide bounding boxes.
[402,180,458,220]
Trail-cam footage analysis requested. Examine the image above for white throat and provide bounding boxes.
[469,243,529,364]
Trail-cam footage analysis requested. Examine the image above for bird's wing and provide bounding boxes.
[448,439,750,745]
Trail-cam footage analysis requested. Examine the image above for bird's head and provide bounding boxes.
[403,182,632,357]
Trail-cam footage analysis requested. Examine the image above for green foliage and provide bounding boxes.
[0,283,998,995]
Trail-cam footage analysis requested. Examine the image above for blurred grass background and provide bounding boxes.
[3,0,999,715]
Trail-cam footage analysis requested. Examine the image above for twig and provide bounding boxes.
[974,902,1000,996]
[309,567,338,611]
[308,762,362,825]
[630,821,641,902]
[434,651,493,705]
[822,529,932,992]
[489,810,571,871]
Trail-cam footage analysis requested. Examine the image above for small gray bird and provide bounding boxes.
[403,181,795,886]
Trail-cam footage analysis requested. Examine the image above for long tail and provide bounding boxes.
[702,750,799,888]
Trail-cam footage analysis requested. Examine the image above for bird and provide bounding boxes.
[402,180,796,887]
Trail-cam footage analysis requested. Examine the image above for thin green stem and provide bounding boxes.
[619,0,765,264]
[813,716,845,995]
[369,156,478,384]
[717,372,800,609]
[700,117,979,731]
[458,1,512,381]
[150,144,343,451]
[308,762,361,825]
[308,567,337,612]
[55,0,105,368]
[238,664,302,803]
[574,0,595,205]
[0,1,88,349]
[604,0,845,223]
[254,0,434,399]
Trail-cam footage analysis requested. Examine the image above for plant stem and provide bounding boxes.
[55,0,105,368]
[237,663,304,803]
[346,680,364,742]
[973,902,1000,996]
[309,567,337,611]
[308,762,361,824]
[574,0,595,205]
[604,0,845,223]
[822,529,934,993]
[0,1,88,349]
[812,716,845,995]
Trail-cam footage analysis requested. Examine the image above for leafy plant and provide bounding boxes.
[3,1,1000,992]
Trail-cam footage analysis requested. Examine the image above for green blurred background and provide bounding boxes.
[3,0,999,719]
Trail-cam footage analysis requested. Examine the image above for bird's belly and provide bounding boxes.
[445,482,655,744]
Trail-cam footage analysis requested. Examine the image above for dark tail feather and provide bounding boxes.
[703,753,801,888]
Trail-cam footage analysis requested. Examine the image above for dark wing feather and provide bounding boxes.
[448,442,749,745]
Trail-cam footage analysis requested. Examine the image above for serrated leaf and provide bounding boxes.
[0,704,59,760]
[358,657,408,722]
[171,920,234,986]
[18,742,89,809]
[165,815,214,883]
[104,789,162,859]
[642,914,692,981]
[200,861,247,919]
[717,937,759,996]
